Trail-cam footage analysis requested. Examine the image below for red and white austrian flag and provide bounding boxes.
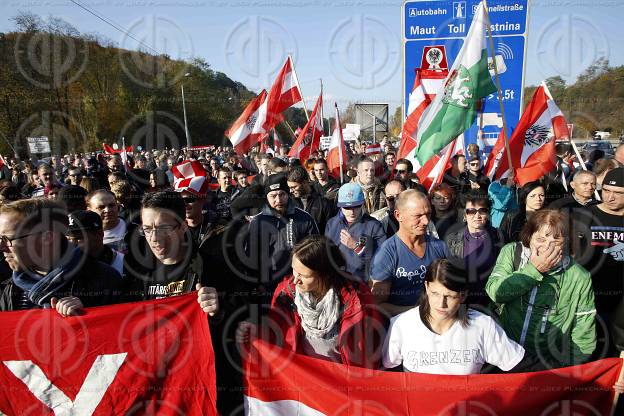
[172,160,210,196]
[484,82,570,185]
[366,143,381,155]
[226,90,269,155]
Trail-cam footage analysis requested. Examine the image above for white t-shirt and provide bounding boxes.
[104,219,127,246]
[382,307,524,375]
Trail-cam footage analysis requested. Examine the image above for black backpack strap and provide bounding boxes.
[512,242,523,271]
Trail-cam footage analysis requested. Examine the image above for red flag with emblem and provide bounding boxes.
[288,92,323,161]
[484,83,570,185]
[225,90,268,155]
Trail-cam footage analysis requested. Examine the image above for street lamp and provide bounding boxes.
[181,72,191,148]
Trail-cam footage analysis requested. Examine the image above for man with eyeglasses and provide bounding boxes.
[0,199,123,313]
[66,166,84,186]
[124,191,219,309]
[325,183,386,282]
[393,159,421,190]
[371,180,405,238]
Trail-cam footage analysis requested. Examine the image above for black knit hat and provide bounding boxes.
[603,167,624,188]
[264,173,289,196]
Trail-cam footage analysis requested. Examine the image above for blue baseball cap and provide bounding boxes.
[337,183,365,208]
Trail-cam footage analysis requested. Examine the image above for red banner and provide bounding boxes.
[244,339,622,415]
[0,294,217,415]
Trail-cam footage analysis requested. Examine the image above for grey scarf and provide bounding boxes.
[294,287,341,339]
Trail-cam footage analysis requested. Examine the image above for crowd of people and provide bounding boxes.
[0,139,623,414]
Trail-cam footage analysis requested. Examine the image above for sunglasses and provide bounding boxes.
[465,208,489,216]
[182,196,198,204]
[394,169,407,174]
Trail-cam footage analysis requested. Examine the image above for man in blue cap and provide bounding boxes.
[325,182,386,282]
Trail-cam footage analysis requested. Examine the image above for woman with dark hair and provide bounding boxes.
[499,180,545,243]
[383,258,525,374]
[236,235,381,368]
[148,169,170,192]
[486,209,596,368]
[429,183,458,240]
[444,190,505,307]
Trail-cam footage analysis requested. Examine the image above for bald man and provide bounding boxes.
[370,190,450,317]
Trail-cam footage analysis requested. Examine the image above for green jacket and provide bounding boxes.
[486,243,596,368]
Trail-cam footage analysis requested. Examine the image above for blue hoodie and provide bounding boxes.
[325,210,386,282]
[489,181,518,228]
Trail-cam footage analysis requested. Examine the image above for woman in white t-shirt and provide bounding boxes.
[382,259,525,375]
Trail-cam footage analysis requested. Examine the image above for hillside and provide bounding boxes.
[524,58,624,139]
[0,15,263,156]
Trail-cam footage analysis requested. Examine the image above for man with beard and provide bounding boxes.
[246,174,318,305]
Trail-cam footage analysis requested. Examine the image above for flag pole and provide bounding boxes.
[320,79,325,135]
[280,119,298,139]
[477,98,485,159]
[335,102,344,184]
[610,351,624,416]
[483,0,514,175]
[289,55,310,122]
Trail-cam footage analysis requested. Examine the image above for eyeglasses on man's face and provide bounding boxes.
[139,224,181,237]
[0,231,44,248]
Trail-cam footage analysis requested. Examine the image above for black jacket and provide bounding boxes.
[0,254,124,311]
[314,177,340,200]
[246,201,319,291]
[293,189,337,234]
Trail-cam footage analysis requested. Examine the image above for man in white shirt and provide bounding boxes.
[86,189,127,252]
